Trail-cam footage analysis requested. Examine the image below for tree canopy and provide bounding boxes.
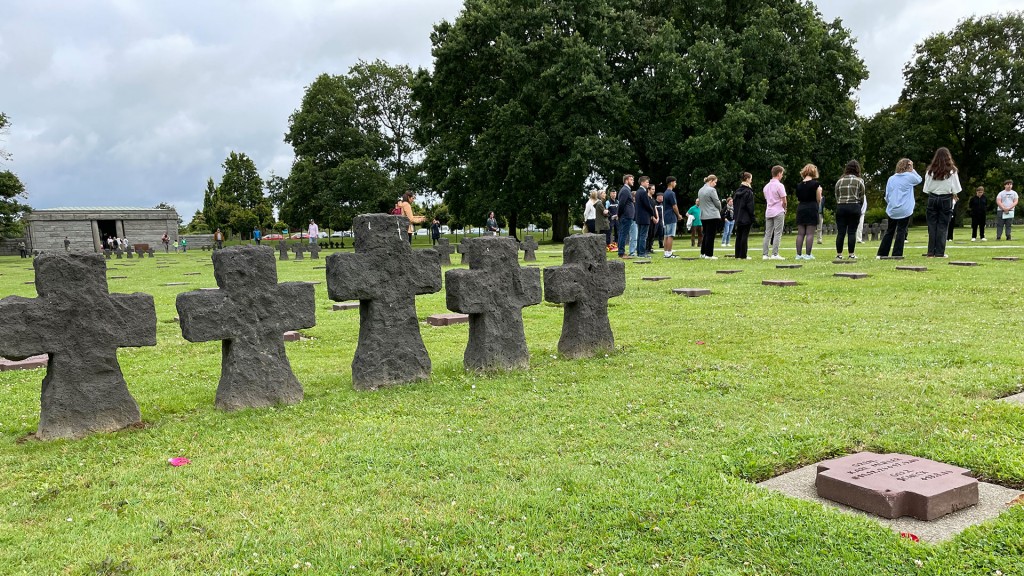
[202,152,274,238]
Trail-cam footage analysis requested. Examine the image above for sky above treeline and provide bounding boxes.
[2,0,1022,222]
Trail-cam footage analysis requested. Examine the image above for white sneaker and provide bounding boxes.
[770,255,785,260]
[806,254,815,260]
[762,255,771,260]
[982,237,988,241]
[745,257,753,260]
[971,238,977,242]
[706,256,718,260]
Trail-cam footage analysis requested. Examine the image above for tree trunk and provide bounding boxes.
[552,202,569,243]
[508,211,519,241]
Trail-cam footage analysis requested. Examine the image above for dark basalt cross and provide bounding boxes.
[436,238,456,266]
[176,246,316,410]
[277,240,289,260]
[114,246,123,259]
[125,246,134,259]
[543,234,626,358]
[0,252,156,440]
[326,214,442,390]
[446,237,542,370]
[521,235,539,262]
[292,243,307,260]
[308,243,321,259]
[456,242,468,265]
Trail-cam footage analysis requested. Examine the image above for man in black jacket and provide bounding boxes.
[617,174,636,258]
[635,176,658,258]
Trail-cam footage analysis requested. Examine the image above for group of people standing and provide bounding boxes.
[590,147,1016,262]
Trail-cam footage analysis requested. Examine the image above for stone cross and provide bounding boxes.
[277,240,289,260]
[326,214,442,390]
[446,237,542,370]
[114,246,123,259]
[292,243,306,260]
[176,246,316,410]
[125,246,134,259]
[0,252,156,440]
[456,242,468,265]
[103,249,112,259]
[436,238,456,266]
[308,243,321,259]
[543,233,626,358]
[521,235,539,261]
[147,248,155,257]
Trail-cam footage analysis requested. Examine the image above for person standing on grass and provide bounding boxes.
[180,237,188,252]
[431,218,441,245]
[762,165,787,260]
[595,189,610,243]
[18,240,27,258]
[733,172,756,260]
[584,190,598,233]
[634,176,657,258]
[307,219,319,244]
[399,192,425,244]
[650,190,665,252]
[252,228,261,246]
[721,197,735,247]
[607,188,619,249]
[923,147,962,257]
[877,158,921,259]
[64,236,71,252]
[697,175,722,259]
[162,233,170,252]
[794,164,823,260]
[834,160,866,260]
[969,186,988,241]
[617,174,636,258]
[686,198,703,248]
[662,178,681,258]
[996,180,1018,241]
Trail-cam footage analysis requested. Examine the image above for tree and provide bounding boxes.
[0,112,11,163]
[186,210,210,234]
[154,202,184,228]
[415,0,866,241]
[0,170,30,237]
[897,13,1024,189]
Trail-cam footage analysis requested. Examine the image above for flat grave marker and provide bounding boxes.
[832,259,857,264]
[0,354,48,371]
[992,257,1019,262]
[897,266,928,272]
[642,276,671,282]
[716,270,742,275]
[777,264,801,269]
[763,280,798,287]
[164,282,188,286]
[427,313,469,326]
[879,256,905,260]
[950,261,979,267]
[835,272,868,279]
[673,288,711,297]
[332,302,358,311]
[633,259,653,265]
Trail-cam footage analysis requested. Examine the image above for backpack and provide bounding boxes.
[390,206,402,215]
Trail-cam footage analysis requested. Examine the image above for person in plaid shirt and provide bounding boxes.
[834,160,866,260]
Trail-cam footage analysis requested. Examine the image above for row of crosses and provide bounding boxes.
[0,215,623,440]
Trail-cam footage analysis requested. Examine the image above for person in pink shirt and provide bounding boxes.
[761,165,787,260]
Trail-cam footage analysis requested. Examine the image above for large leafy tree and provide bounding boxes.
[0,112,11,163]
[282,73,392,230]
[0,170,30,237]
[203,153,274,238]
[415,0,866,241]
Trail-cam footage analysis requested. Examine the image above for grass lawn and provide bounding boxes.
[1,230,1023,575]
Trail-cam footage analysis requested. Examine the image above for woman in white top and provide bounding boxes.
[923,147,962,257]
[584,190,598,233]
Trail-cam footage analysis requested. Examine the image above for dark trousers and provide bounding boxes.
[926,194,953,256]
[586,219,596,233]
[734,224,752,259]
[971,215,986,239]
[605,223,613,246]
[701,218,721,256]
[877,216,911,257]
[636,223,650,257]
[947,212,956,240]
[835,203,861,255]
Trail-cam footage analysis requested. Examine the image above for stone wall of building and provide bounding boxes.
[123,219,178,248]
[0,238,28,256]
[29,220,95,252]
[24,209,179,252]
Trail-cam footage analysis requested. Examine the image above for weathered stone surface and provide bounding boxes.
[673,288,711,297]
[446,237,541,370]
[292,244,306,260]
[0,354,48,371]
[879,256,905,260]
[835,272,868,279]
[332,302,358,311]
[521,236,539,262]
[832,259,856,264]
[436,238,456,266]
[816,452,979,521]
[950,261,979,267]
[427,313,469,326]
[308,243,321,259]
[0,252,155,440]
[114,247,123,259]
[763,280,798,286]
[176,246,316,410]
[326,214,442,390]
[717,269,743,274]
[777,264,802,269]
[642,276,671,282]
[282,331,303,342]
[897,266,928,272]
[543,234,626,358]
[277,240,289,260]
[456,242,468,265]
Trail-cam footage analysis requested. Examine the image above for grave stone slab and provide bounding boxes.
[332,302,358,311]
[835,272,869,279]
[164,282,188,286]
[0,252,156,440]
[103,249,112,259]
[993,257,1019,262]
[308,243,321,259]
[313,266,326,270]
[897,266,928,272]
[521,236,539,262]
[642,276,671,282]
[816,452,979,521]
[184,272,201,276]
[879,256,905,260]
[436,238,456,266]
[326,214,442,390]
[950,261,979,267]
[673,288,711,297]
[777,264,802,269]
[832,259,856,264]
[999,391,1024,404]
[114,247,123,259]
[446,237,542,370]
[679,257,699,261]
[717,270,743,275]
[177,246,316,410]
[0,354,48,371]
[543,234,626,358]
[147,248,155,257]
[763,280,798,287]
[109,276,128,280]
[277,240,289,261]
[427,313,470,326]
[292,244,306,261]
[282,331,303,342]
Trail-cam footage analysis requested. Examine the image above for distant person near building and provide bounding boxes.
[64,236,71,252]
[213,228,224,249]
[18,241,27,258]
[430,219,441,245]
[308,220,319,244]
[162,233,170,252]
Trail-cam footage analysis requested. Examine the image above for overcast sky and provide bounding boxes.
[2,0,1022,222]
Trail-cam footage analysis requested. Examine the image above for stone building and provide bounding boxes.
[24,207,179,252]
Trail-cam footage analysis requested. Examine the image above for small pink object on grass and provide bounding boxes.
[168,457,191,467]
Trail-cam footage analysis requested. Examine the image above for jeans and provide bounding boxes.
[762,214,784,256]
[835,203,861,255]
[636,223,650,257]
[877,216,910,257]
[721,220,734,245]
[926,194,953,256]
[701,218,720,256]
[617,218,634,256]
[997,216,1012,240]
[629,221,638,256]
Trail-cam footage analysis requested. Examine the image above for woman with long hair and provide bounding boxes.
[923,147,962,257]
[834,160,866,260]
[794,164,822,260]
[584,190,598,233]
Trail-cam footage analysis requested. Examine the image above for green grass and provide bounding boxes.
[1,231,1023,575]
